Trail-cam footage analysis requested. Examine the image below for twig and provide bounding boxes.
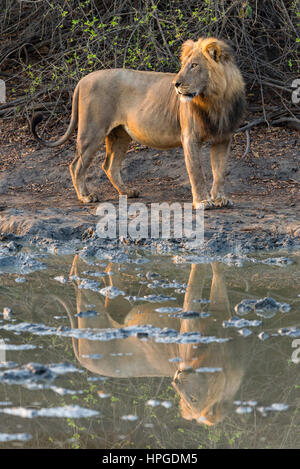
[0,0,298,122]
[150,0,178,65]
[236,117,266,133]
[241,130,250,159]
[270,117,300,127]
[0,88,49,111]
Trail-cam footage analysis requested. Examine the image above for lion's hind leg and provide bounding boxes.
[70,136,104,204]
[102,127,139,198]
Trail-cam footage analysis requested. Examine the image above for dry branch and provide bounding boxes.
[0,0,298,127]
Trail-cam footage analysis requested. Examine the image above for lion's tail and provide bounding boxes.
[31,84,79,147]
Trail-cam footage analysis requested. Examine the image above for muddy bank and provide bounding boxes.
[0,211,299,259]
[0,123,299,253]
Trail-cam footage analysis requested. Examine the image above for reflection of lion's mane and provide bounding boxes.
[172,343,244,425]
[126,311,244,426]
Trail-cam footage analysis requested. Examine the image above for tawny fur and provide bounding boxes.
[31,37,245,208]
[68,257,243,426]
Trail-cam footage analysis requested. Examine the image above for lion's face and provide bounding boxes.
[172,367,213,421]
[171,351,244,425]
[174,37,234,103]
[174,52,209,101]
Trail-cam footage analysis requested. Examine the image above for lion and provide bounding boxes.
[61,257,246,426]
[31,37,245,209]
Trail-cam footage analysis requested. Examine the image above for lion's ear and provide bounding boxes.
[204,41,232,63]
[204,41,222,62]
[180,40,194,63]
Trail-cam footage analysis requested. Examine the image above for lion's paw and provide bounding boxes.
[126,189,140,198]
[80,193,99,204]
[212,196,233,208]
[193,199,216,210]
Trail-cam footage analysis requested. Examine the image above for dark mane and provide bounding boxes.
[191,91,245,138]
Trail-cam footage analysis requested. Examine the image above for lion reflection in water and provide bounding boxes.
[64,256,244,425]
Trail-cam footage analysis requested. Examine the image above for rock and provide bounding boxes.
[223,317,262,328]
[78,279,101,292]
[262,257,293,266]
[235,406,253,414]
[99,286,125,298]
[15,277,26,283]
[279,303,291,313]
[145,271,161,280]
[258,332,270,341]
[53,275,68,284]
[234,299,257,315]
[121,414,138,421]
[255,297,278,312]
[238,328,253,337]
[75,310,98,318]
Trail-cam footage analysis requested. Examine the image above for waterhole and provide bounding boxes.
[0,243,299,449]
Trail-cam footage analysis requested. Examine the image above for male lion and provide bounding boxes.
[64,257,245,426]
[31,37,245,209]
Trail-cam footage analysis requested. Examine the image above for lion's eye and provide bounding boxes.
[191,63,198,69]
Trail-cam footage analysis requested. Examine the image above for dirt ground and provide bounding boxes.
[0,119,299,245]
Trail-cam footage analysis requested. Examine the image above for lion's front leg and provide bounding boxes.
[182,135,214,210]
[210,138,233,208]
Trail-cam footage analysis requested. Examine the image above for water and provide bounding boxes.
[0,244,299,449]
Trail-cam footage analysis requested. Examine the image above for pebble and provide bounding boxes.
[79,279,101,292]
[99,286,125,298]
[234,297,291,317]
[223,317,262,328]
[258,332,270,341]
[161,401,172,408]
[234,400,257,407]
[262,257,293,266]
[126,294,176,303]
[195,367,222,373]
[238,328,253,337]
[146,399,160,407]
[0,405,99,419]
[235,406,253,414]
[121,414,138,421]
[53,276,68,284]
[155,307,182,313]
[257,403,289,416]
[234,299,257,315]
[0,433,32,442]
[255,297,279,312]
[75,310,98,318]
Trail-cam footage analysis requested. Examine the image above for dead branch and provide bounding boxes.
[0,0,298,126]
